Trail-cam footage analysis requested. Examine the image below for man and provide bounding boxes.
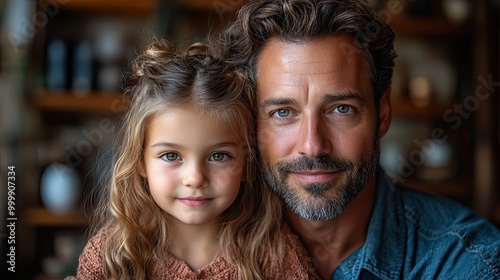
[222,0,500,279]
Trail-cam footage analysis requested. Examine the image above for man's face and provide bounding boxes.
[256,35,391,221]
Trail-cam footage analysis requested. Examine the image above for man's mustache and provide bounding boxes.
[276,156,353,173]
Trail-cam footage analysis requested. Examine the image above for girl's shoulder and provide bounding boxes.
[278,223,321,279]
[81,226,114,254]
[88,226,113,244]
[65,227,113,280]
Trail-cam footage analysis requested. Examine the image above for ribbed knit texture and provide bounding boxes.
[65,225,320,279]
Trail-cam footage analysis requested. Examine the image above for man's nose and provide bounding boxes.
[297,114,332,158]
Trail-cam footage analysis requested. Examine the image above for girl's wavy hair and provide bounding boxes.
[91,38,285,279]
[222,0,397,107]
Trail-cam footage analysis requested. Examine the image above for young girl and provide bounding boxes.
[66,39,319,279]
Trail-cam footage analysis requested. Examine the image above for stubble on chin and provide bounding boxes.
[260,153,378,221]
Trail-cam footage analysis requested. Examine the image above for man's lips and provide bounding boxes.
[289,170,341,183]
[178,197,212,207]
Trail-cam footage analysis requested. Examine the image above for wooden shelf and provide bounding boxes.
[23,207,88,227]
[30,91,129,115]
[44,0,155,17]
[391,99,449,119]
[390,15,472,38]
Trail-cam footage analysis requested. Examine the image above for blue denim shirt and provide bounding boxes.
[332,169,500,280]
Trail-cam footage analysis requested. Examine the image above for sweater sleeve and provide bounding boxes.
[65,229,108,280]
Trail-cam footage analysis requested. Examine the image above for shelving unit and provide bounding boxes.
[20,1,156,279]
[384,0,497,225]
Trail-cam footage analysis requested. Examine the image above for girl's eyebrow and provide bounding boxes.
[150,142,182,149]
[208,142,241,149]
[150,142,240,149]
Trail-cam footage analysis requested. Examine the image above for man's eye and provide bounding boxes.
[273,109,291,118]
[209,152,230,162]
[334,105,353,114]
[161,152,180,161]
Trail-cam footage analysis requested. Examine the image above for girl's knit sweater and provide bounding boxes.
[65,225,320,279]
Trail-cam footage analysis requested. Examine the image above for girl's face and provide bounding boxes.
[142,106,246,226]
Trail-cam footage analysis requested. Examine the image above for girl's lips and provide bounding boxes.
[178,197,212,207]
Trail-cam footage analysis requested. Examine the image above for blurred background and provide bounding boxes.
[0,0,498,279]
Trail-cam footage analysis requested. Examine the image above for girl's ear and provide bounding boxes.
[139,161,147,178]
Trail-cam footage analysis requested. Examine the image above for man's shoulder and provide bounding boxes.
[368,178,500,279]
[394,183,500,278]
[393,183,494,233]
[375,172,499,242]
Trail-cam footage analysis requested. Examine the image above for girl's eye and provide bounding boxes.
[161,152,181,162]
[334,105,353,114]
[273,109,291,118]
[209,152,230,162]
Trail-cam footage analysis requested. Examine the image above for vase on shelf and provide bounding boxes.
[40,163,81,215]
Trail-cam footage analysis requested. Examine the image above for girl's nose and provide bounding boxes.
[182,162,209,188]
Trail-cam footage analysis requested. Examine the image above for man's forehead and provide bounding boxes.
[256,36,367,81]
[256,36,365,77]
[258,35,362,60]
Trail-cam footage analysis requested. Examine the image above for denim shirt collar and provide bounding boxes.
[333,168,406,280]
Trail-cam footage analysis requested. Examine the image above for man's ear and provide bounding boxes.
[378,87,392,138]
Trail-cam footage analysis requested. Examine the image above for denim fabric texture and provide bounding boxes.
[332,169,500,280]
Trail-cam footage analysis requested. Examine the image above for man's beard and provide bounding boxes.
[261,138,380,221]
